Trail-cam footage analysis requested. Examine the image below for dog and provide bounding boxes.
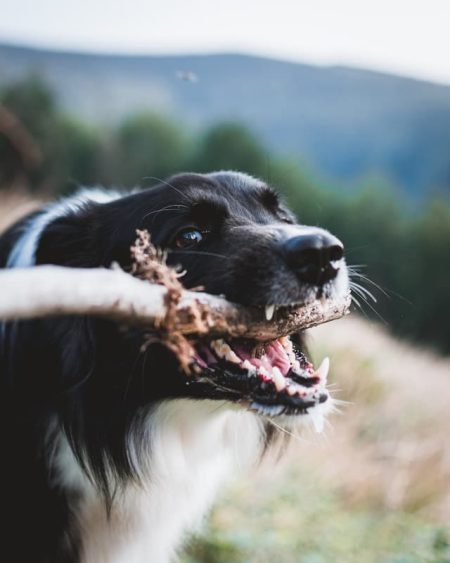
[0,171,349,563]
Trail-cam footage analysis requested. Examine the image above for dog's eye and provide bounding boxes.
[175,228,204,248]
[278,212,295,225]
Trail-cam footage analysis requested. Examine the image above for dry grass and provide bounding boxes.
[307,317,450,520]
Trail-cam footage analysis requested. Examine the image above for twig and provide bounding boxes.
[0,264,350,340]
[0,230,351,370]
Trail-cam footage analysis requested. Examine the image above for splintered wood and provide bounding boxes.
[130,229,194,372]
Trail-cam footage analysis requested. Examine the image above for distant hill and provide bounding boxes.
[1,42,450,196]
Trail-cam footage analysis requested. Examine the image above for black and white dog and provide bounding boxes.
[0,172,349,563]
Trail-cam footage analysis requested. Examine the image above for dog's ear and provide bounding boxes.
[35,209,100,268]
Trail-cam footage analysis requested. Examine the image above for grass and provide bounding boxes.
[182,318,450,562]
[183,471,450,563]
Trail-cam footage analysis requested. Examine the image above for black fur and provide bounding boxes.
[0,172,344,562]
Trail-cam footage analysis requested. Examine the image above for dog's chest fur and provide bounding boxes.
[55,400,263,563]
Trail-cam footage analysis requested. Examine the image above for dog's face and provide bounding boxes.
[37,171,349,424]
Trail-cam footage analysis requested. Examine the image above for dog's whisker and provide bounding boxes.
[348,267,390,298]
[265,417,303,443]
[355,293,388,324]
[350,293,364,310]
[354,285,377,303]
[350,282,377,304]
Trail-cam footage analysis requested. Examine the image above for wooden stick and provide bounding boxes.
[0,265,351,340]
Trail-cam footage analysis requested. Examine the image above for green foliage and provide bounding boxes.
[406,199,450,345]
[190,122,269,178]
[112,112,190,186]
[1,74,56,139]
[181,468,450,563]
[51,116,104,191]
[0,76,105,191]
[1,75,450,353]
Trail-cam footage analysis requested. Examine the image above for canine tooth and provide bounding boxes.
[316,357,330,383]
[265,305,275,321]
[279,336,292,351]
[210,340,240,363]
[225,350,242,364]
[272,367,286,392]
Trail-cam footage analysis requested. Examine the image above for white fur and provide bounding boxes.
[54,400,264,563]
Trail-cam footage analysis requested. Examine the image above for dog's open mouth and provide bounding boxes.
[191,333,330,427]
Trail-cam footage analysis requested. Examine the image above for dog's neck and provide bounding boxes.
[55,400,263,563]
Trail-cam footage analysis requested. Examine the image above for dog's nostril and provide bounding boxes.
[284,232,344,286]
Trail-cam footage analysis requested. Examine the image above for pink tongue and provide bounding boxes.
[265,341,291,376]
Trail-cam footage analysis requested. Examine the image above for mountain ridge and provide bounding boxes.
[1,41,449,195]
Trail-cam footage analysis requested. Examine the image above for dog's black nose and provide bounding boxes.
[284,231,344,285]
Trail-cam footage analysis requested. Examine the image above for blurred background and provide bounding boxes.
[1,1,450,560]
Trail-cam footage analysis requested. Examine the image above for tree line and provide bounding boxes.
[1,75,449,354]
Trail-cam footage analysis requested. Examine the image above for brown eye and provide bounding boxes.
[175,228,204,248]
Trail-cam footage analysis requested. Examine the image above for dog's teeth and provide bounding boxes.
[265,305,275,321]
[257,366,272,380]
[316,357,330,383]
[287,383,300,396]
[225,349,242,364]
[242,359,257,375]
[309,408,324,433]
[272,367,286,392]
[210,339,241,364]
[279,336,293,353]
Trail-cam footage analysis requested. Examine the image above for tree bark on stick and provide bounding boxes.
[0,265,351,340]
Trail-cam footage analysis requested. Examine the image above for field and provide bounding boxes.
[183,317,450,562]
[1,195,449,562]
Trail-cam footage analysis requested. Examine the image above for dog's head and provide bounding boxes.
[33,171,348,427]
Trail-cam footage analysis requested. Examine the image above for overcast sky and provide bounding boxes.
[1,0,450,84]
